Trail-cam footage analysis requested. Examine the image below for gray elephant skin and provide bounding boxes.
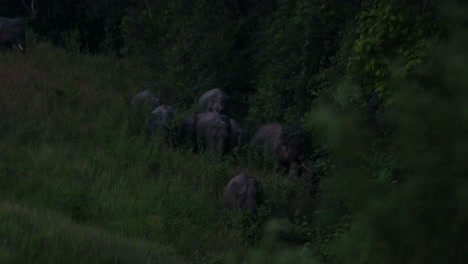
[229,118,248,151]
[147,105,175,137]
[130,89,161,110]
[198,88,230,114]
[252,123,302,176]
[178,113,198,150]
[195,112,231,155]
[224,174,259,214]
[0,17,26,53]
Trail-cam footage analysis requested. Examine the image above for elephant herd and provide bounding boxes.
[132,88,304,215]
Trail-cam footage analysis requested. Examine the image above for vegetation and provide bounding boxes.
[0,0,467,263]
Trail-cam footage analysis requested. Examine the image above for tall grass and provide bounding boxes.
[0,40,317,262]
[0,201,182,263]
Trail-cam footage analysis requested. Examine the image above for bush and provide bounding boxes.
[310,5,468,262]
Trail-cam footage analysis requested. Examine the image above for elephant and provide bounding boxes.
[178,113,198,150]
[129,90,161,134]
[224,174,260,215]
[147,104,175,137]
[198,88,230,114]
[0,17,26,54]
[229,118,249,152]
[195,112,231,155]
[252,123,302,176]
[130,89,161,110]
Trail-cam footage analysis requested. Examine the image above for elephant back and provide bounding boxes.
[198,88,230,114]
[253,123,302,176]
[224,174,259,214]
[130,89,161,110]
[252,123,283,155]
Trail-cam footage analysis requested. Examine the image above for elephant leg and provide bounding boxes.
[0,43,12,52]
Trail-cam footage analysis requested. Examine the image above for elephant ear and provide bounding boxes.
[249,178,259,188]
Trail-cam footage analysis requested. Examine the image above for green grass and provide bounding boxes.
[2,14,465,263]
[0,41,317,263]
[0,201,182,263]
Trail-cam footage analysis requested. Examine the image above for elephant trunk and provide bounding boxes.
[247,196,258,216]
[246,182,258,215]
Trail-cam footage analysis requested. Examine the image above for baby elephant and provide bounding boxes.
[224,174,260,215]
[147,105,175,136]
[198,88,230,114]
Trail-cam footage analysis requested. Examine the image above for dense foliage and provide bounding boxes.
[0,0,467,263]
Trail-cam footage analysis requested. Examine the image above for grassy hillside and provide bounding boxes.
[1,3,467,262]
[0,201,182,263]
[0,41,317,263]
